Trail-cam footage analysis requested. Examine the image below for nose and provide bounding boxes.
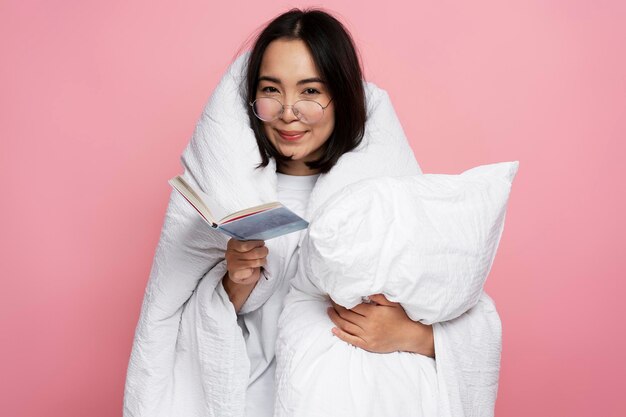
[280,104,299,123]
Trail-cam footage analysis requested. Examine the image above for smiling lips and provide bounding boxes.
[278,129,307,141]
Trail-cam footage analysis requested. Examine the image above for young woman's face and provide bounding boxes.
[256,39,335,175]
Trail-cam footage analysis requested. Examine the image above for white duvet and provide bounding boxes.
[275,162,518,417]
[125,49,514,417]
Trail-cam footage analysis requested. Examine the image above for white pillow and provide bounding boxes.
[301,161,519,324]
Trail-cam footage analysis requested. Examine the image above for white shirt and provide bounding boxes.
[238,172,320,417]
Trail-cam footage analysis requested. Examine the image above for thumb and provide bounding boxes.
[368,293,397,306]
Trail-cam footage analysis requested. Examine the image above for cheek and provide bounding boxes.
[262,123,276,144]
[328,117,335,136]
[319,116,335,143]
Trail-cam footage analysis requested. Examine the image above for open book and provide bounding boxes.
[168,175,309,241]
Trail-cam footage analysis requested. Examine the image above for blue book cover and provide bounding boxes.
[168,175,308,241]
[218,206,308,241]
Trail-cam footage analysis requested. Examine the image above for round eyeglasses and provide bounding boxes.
[249,97,333,124]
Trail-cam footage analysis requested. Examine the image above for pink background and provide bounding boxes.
[1,1,625,416]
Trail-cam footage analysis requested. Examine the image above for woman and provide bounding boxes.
[222,9,436,417]
[124,8,502,417]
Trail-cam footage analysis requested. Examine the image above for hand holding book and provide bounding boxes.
[225,239,268,284]
[222,238,269,312]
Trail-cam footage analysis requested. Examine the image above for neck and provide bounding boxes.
[277,162,321,176]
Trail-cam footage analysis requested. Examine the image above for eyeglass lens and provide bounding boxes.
[253,98,324,124]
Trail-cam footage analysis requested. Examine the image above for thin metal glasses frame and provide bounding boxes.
[248,97,333,123]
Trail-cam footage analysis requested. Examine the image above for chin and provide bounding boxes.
[277,145,303,160]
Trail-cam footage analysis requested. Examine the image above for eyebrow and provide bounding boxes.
[258,76,326,85]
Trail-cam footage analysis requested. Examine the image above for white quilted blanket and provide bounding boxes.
[124,49,510,417]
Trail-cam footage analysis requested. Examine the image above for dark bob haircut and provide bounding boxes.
[244,8,367,174]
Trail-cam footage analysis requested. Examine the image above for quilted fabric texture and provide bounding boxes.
[125,47,511,417]
[124,50,423,417]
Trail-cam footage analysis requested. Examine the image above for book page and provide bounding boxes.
[168,175,229,226]
[220,201,282,224]
[194,187,230,225]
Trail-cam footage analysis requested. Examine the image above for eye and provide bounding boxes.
[260,86,280,94]
[303,88,321,95]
